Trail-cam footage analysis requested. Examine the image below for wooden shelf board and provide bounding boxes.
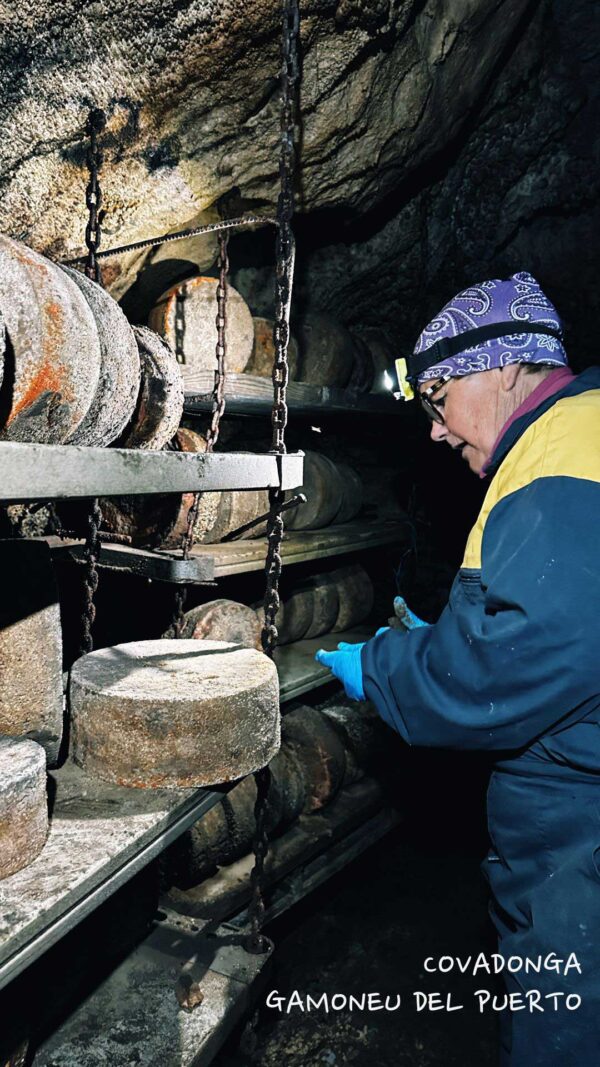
[184,372,399,417]
[193,518,407,577]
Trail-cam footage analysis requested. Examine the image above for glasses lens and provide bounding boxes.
[420,395,444,425]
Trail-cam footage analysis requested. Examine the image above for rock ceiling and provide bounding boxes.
[0,0,597,363]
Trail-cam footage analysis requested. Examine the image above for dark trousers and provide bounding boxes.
[483,770,600,1066]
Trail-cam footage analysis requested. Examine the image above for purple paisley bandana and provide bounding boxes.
[414,272,568,384]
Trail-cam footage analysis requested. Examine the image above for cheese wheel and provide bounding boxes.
[255,584,314,644]
[281,706,346,812]
[206,488,269,543]
[60,264,141,446]
[0,738,48,880]
[148,275,254,385]
[303,575,340,639]
[334,463,364,524]
[246,317,299,380]
[321,702,386,785]
[70,639,280,788]
[331,564,374,632]
[294,313,354,387]
[117,326,184,450]
[170,746,305,883]
[284,451,344,530]
[178,599,262,650]
[0,539,63,765]
[0,235,101,443]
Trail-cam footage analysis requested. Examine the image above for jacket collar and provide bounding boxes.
[484,366,600,479]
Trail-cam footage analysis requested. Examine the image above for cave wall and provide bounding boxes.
[289,0,600,369]
[0,0,597,364]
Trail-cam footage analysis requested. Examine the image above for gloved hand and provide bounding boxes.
[315,642,365,700]
[315,628,388,701]
[393,596,429,630]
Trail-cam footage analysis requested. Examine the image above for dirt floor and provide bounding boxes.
[216,752,502,1067]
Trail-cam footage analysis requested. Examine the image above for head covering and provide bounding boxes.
[411,272,568,385]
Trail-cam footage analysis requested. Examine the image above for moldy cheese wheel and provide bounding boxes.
[148,275,254,385]
[70,639,280,788]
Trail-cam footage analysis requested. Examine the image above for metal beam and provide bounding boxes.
[0,443,304,502]
[49,539,216,584]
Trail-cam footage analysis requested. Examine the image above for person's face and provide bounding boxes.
[419,370,508,474]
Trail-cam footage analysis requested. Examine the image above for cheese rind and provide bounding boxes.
[70,639,280,788]
[0,738,48,880]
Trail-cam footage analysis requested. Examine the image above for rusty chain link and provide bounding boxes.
[79,107,107,657]
[245,0,300,958]
[80,499,103,655]
[169,231,230,638]
[84,109,106,285]
[206,232,230,452]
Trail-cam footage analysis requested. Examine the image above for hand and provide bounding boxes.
[393,596,429,630]
[315,641,366,701]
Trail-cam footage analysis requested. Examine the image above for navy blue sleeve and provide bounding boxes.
[361,478,600,751]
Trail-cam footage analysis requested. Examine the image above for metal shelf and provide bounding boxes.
[184,372,398,417]
[48,538,216,584]
[34,793,399,1067]
[33,907,270,1067]
[277,626,371,704]
[0,761,225,992]
[0,622,371,993]
[0,442,303,503]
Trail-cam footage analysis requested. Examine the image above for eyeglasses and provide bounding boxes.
[418,375,452,425]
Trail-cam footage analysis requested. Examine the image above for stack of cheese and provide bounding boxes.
[179,564,374,652]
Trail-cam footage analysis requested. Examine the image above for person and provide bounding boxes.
[315,272,600,1066]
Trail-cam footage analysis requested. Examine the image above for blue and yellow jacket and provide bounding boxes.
[362,367,600,779]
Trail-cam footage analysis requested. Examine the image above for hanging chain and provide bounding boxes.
[84,108,107,285]
[206,232,229,451]
[169,232,230,638]
[79,108,107,657]
[245,0,300,958]
[80,499,102,655]
[174,288,186,364]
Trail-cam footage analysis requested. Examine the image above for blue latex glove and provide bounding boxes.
[315,643,365,700]
[315,629,388,701]
[393,596,429,630]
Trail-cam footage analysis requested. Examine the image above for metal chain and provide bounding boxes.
[80,499,102,655]
[84,108,107,285]
[174,288,186,365]
[80,107,107,656]
[245,0,300,958]
[169,231,230,638]
[206,232,229,451]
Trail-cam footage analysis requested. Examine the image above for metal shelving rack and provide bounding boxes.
[0,439,305,993]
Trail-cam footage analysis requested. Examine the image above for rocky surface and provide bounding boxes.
[233,0,600,367]
[0,0,596,360]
